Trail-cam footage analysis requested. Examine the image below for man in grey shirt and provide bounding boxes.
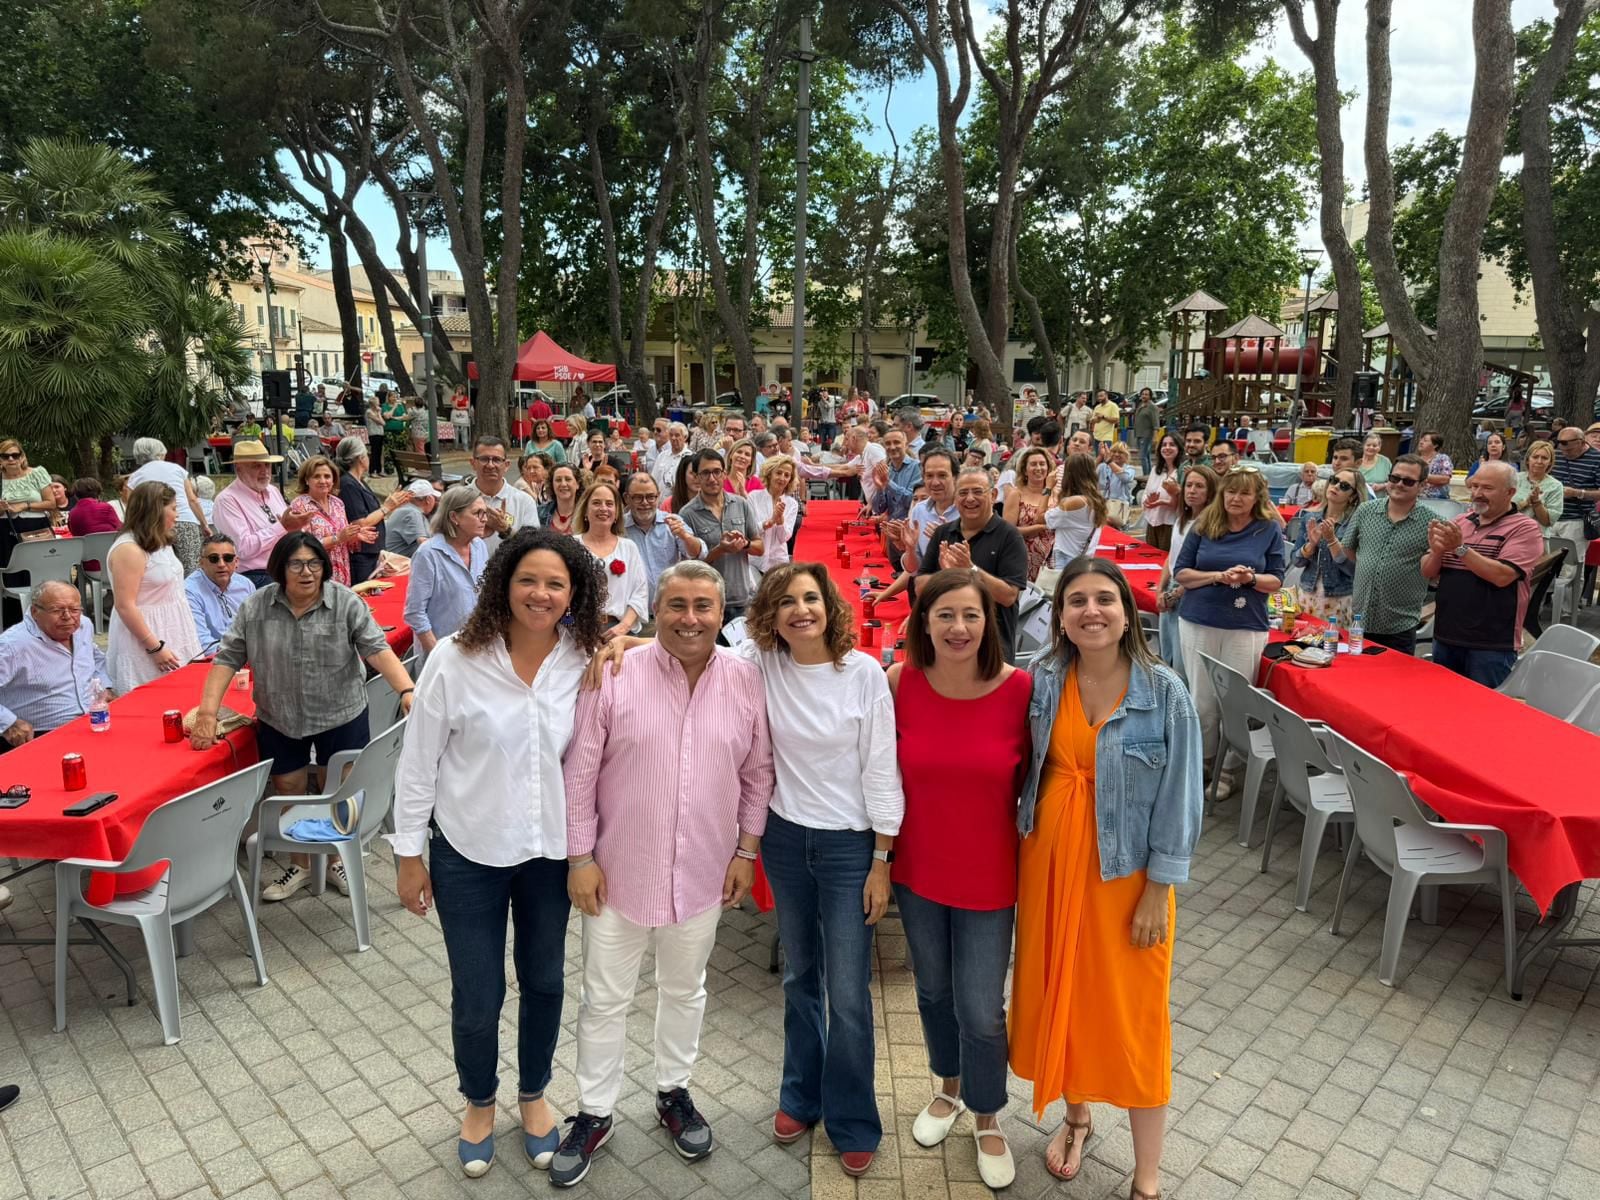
[676,449,764,620]
[385,480,438,556]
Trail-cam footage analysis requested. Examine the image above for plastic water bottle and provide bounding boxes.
[88,677,111,733]
[1348,612,1365,656]
[1321,615,1340,656]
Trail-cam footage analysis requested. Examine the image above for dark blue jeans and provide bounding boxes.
[893,884,1014,1116]
[1431,639,1518,689]
[760,812,881,1153]
[429,833,570,1105]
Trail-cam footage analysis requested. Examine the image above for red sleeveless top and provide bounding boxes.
[891,665,1032,910]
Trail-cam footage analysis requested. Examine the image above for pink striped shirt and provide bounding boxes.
[564,641,774,927]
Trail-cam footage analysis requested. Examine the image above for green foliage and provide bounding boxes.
[0,139,249,470]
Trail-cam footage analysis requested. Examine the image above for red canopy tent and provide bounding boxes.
[466,331,616,383]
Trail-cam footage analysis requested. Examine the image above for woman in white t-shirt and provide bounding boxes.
[1141,434,1184,551]
[739,563,902,1172]
[745,455,799,573]
[126,437,210,574]
[1043,453,1107,567]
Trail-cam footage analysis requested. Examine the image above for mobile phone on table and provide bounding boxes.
[63,792,118,817]
[0,792,28,810]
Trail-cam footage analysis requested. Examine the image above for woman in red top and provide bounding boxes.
[887,568,1032,1191]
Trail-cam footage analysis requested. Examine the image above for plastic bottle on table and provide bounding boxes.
[1348,612,1364,656]
[1321,615,1340,656]
[88,677,111,732]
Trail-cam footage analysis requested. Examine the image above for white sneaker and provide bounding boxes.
[0,884,12,912]
[328,860,350,896]
[262,864,311,902]
[912,1093,965,1148]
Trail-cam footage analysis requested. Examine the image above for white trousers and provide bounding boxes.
[575,903,723,1117]
[1178,619,1268,767]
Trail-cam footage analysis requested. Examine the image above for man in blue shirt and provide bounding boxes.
[0,580,109,744]
[622,472,705,615]
[185,533,257,656]
[869,429,922,522]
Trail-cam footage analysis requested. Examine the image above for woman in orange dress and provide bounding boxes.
[1009,557,1203,1200]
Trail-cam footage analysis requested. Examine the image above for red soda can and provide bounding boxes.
[1116,542,1127,560]
[62,753,86,790]
[863,621,878,647]
[863,595,876,619]
[162,710,184,743]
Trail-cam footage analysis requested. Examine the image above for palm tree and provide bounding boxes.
[0,138,246,474]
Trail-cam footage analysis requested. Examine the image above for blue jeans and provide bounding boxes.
[1138,438,1153,475]
[760,812,881,1153]
[429,833,570,1104]
[893,884,1014,1116]
[1431,640,1518,689]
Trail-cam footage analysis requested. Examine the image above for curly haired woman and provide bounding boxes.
[390,527,610,1180]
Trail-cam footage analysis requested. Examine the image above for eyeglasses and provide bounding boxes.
[33,605,82,618]
[0,452,20,460]
[475,456,507,467]
[285,559,325,574]
[1,785,29,799]
[205,553,237,564]
[699,468,725,478]
[1559,437,1582,445]
[1330,479,1356,493]
[1386,474,1422,487]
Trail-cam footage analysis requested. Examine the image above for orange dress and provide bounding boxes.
[1008,666,1175,1113]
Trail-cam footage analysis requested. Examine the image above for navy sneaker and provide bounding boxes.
[548,1112,613,1188]
[656,1088,713,1161]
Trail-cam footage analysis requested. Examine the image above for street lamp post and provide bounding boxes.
[251,243,289,487]
[404,193,441,481]
[1295,247,1321,424]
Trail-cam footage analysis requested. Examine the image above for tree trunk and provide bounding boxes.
[1283,0,1365,427]
[322,204,364,387]
[1520,0,1600,429]
[1365,0,1514,460]
[1009,212,1059,408]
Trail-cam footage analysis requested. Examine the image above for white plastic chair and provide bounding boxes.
[1526,622,1599,663]
[1258,695,1354,912]
[1420,497,1467,520]
[1546,537,1582,625]
[246,719,407,952]
[53,761,273,1044]
[1496,650,1600,721]
[1327,732,1518,993]
[365,672,405,733]
[2,539,82,624]
[75,531,120,634]
[1196,653,1276,845]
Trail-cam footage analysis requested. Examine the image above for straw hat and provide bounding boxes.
[231,439,284,464]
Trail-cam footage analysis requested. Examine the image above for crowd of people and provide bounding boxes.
[0,385,1577,1196]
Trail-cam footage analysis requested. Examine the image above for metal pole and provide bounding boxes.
[261,261,288,490]
[414,217,440,481]
[791,13,814,406]
[1295,252,1318,415]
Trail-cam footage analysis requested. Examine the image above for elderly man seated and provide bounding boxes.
[185,532,256,656]
[0,581,113,911]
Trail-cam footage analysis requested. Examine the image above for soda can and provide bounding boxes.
[863,621,878,647]
[1115,542,1127,560]
[162,710,184,743]
[62,753,86,790]
[863,595,876,619]
[234,667,251,691]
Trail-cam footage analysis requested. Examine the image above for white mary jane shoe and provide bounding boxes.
[974,1121,1015,1190]
[911,1093,965,1148]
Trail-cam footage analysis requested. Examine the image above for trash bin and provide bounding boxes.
[1293,428,1332,464]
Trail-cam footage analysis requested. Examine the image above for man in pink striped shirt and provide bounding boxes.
[554,560,775,1187]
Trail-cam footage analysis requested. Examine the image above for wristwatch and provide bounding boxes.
[872,849,895,864]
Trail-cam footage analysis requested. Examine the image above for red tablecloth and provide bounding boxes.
[1278,505,1302,524]
[0,576,414,902]
[1094,527,1166,612]
[1258,639,1600,913]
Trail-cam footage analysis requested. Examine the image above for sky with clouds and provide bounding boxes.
[306,0,1552,275]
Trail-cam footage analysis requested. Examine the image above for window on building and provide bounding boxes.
[257,305,265,330]
[1012,358,1044,383]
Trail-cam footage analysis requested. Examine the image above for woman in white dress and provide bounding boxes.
[106,481,203,692]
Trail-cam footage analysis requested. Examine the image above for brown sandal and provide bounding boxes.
[1045,1117,1092,1181]
[1129,1186,1161,1200]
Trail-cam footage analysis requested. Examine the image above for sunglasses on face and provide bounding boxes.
[1559,437,1582,446]
[0,452,20,461]
[205,553,237,564]
[1387,474,1421,487]
[1331,479,1356,493]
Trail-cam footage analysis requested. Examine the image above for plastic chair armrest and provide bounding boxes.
[256,792,333,837]
[1435,821,1510,859]
[324,749,361,780]
[55,855,125,872]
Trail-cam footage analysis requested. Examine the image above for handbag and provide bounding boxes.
[1105,499,1130,529]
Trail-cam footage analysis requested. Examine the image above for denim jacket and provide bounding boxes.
[1017,653,1204,884]
[1290,510,1356,598]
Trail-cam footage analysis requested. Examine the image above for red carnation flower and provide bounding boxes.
[609,558,627,576]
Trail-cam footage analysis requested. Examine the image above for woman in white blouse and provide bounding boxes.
[596,561,902,1176]
[390,527,610,1179]
[745,455,799,574]
[739,563,902,1176]
[1044,452,1108,567]
[573,480,648,638]
[1141,434,1184,551]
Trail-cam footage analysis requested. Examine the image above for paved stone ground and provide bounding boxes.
[6,791,1600,1200]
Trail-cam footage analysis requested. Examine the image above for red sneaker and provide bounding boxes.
[840,1151,874,1177]
[772,1111,812,1144]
